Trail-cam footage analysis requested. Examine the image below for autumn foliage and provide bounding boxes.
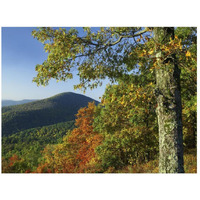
[2,27,196,173]
[35,102,103,173]
[2,154,29,173]
[67,102,103,172]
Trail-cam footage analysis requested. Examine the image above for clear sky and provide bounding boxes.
[1,27,109,101]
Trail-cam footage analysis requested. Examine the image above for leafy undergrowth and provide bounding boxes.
[183,149,197,173]
[109,149,197,173]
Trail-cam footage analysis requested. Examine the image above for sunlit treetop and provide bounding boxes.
[32,27,196,91]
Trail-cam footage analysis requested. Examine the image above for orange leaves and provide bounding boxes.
[2,154,26,173]
[161,35,182,52]
[9,154,20,167]
[35,102,103,173]
[67,102,103,172]
[136,37,141,42]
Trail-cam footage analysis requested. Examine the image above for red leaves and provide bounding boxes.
[67,102,103,172]
[9,154,20,167]
[35,102,102,173]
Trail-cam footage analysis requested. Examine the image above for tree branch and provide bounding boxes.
[109,27,149,46]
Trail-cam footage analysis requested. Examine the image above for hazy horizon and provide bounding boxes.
[1,91,100,101]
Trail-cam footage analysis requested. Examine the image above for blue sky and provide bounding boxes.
[1,27,109,101]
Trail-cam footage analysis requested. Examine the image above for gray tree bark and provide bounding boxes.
[153,27,184,173]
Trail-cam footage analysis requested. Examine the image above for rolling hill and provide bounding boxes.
[2,99,37,107]
[2,92,99,136]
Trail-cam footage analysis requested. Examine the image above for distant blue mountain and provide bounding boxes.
[2,99,37,107]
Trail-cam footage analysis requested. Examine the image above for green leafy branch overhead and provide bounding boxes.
[32,27,154,89]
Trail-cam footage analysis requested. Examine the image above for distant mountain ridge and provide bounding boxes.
[2,99,37,107]
[2,92,99,136]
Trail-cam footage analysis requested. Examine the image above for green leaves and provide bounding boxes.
[30,27,197,172]
[32,27,153,89]
[93,80,158,169]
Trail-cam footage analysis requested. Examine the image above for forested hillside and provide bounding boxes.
[2,121,75,172]
[2,92,99,136]
[2,27,197,174]
[2,92,98,172]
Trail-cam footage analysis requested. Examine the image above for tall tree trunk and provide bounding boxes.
[153,27,184,173]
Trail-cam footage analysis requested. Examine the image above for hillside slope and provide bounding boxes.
[2,120,75,172]
[2,92,99,136]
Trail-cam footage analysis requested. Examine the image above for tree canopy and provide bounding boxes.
[32,27,155,88]
[32,27,196,90]
[31,27,196,173]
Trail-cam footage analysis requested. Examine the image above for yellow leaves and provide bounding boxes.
[143,49,147,54]
[100,27,104,32]
[148,49,154,55]
[120,95,125,105]
[138,62,143,66]
[178,39,182,50]
[138,49,147,57]
[130,84,134,88]
[186,51,191,57]
[111,95,116,103]
[128,84,134,92]
[101,98,107,106]
[119,95,129,108]
[147,82,153,87]
[147,97,152,102]
[130,97,134,103]
[155,36,183,60]
[164,46,170,52]
[142,35,184,66]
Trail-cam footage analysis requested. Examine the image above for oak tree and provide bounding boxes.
[32,27,196,173]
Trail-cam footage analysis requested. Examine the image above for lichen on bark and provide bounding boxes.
[154,27,184,173]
